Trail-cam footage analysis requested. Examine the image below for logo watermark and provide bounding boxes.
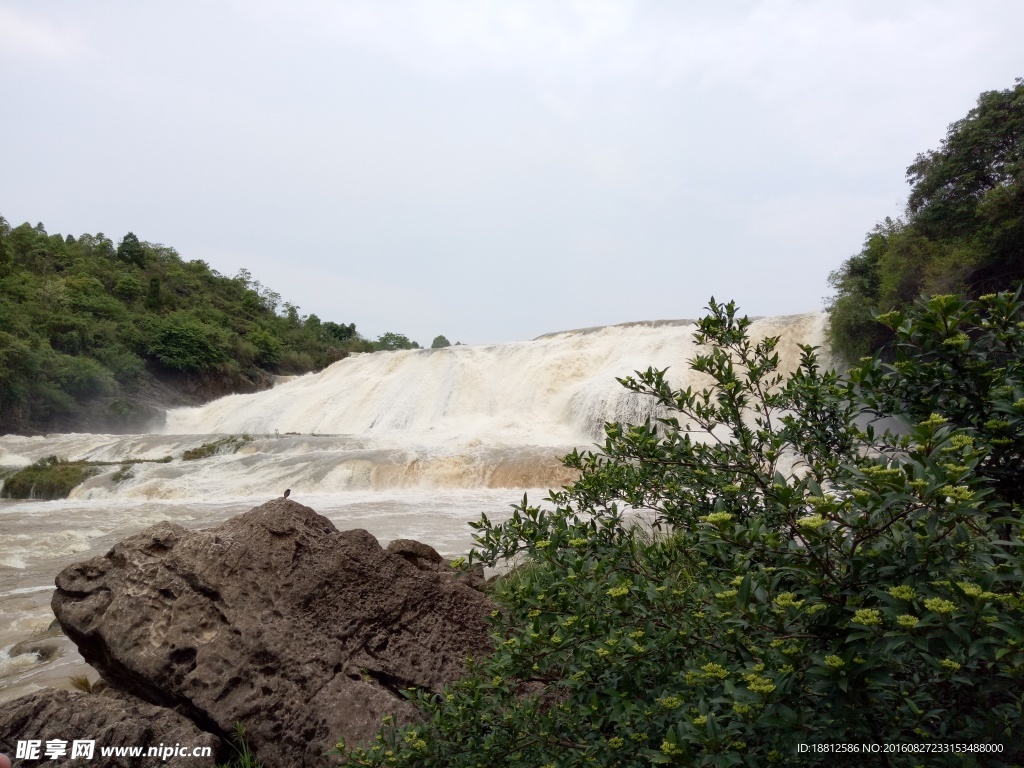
[15,739,212,762]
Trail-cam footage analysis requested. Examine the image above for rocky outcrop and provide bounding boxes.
[386,538,488,591]
[50,498,494,768]
[0,688,220,767]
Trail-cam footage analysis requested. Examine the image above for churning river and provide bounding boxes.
[0,312,826,702]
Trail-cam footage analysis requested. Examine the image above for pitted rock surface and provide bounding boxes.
[386,538,446,569]
[385,538,487,591]
[51,499,494,768]
[0,688,219,767]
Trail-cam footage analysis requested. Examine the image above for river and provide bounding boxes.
[0,312,826,702]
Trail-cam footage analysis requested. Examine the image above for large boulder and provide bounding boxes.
[0,688,219,767]
[51,499,494,768]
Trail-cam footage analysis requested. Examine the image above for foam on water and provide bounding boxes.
[0,313,823,505]
[0,313,826,503]
[0,650,41,677]
[0,313,827,698]
[164,313,825,442]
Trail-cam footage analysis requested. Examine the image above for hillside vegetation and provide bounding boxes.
[828,78,1023,360]
[0,218,366,434]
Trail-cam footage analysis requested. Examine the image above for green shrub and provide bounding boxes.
[341,295,1024,767]
[248,328,283,366]
[1,456,97,499]
[278,349,314,373]
[148,315,230,372]
[111,462,134,484]
[53,354,116,400]
[112,273,143,302]
[182,435,251,461]
[373,332,420,351]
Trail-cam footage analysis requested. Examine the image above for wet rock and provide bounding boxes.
[7,640,61,664]
[386,538,446,569]
[0,688,219,767]
[52,498,494,768]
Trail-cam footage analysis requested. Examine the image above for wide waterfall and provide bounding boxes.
[0,311,826,700]
[1,312,823,501]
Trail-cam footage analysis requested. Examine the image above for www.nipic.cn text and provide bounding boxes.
[15,739,213,761]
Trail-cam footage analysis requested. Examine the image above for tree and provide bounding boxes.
[0,216,11,273]
[144,277,162,311]
[374,332,420,351]
[341,296,1024,767]
[430,335,451,349]
[906,79,1024,243]
[323,321,357,344]
[249,328,283,366]
[117,232,147,267]
[147,315,229,372]
[828,78,1024,361]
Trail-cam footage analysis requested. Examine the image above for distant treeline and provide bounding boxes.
[0,218,399,434]
[828,77,1024,360]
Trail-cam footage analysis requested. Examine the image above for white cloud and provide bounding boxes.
[0,5,83,59]
[3,0,1022,342]
[228,0,1010,91]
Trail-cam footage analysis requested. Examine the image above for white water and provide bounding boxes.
[166,314,823,443]
[0,312,827,701]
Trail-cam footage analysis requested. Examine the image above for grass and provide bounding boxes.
[1,457,99,500]
[183,435,252,461]
[1,454,174,499]
[111,462,134,483]
[217,724,264,768]
[69,674,108,694]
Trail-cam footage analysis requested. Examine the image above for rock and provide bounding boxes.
[7,640,61,664]
[52,499,494,768]
[452,564,487,592]
[385,539,488,592]
[385,538,446,569]
[0,688,220,767]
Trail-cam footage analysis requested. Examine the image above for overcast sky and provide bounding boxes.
[1,2,1021,345]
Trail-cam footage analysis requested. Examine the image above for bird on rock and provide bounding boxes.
[283,488,291,499]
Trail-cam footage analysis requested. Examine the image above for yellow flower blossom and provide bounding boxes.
[702,512,734,525]
[851,608,882,626]
[924,597,956,614]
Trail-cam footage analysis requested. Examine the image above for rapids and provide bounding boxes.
[0,312,827,701]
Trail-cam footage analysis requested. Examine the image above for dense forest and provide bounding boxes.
[827,78,1024,360]
[0,220,405,434]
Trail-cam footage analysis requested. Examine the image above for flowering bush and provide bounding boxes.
[340,294,1024,767]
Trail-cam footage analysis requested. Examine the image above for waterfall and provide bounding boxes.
[0,312,826,501]
[0,311,827,701]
